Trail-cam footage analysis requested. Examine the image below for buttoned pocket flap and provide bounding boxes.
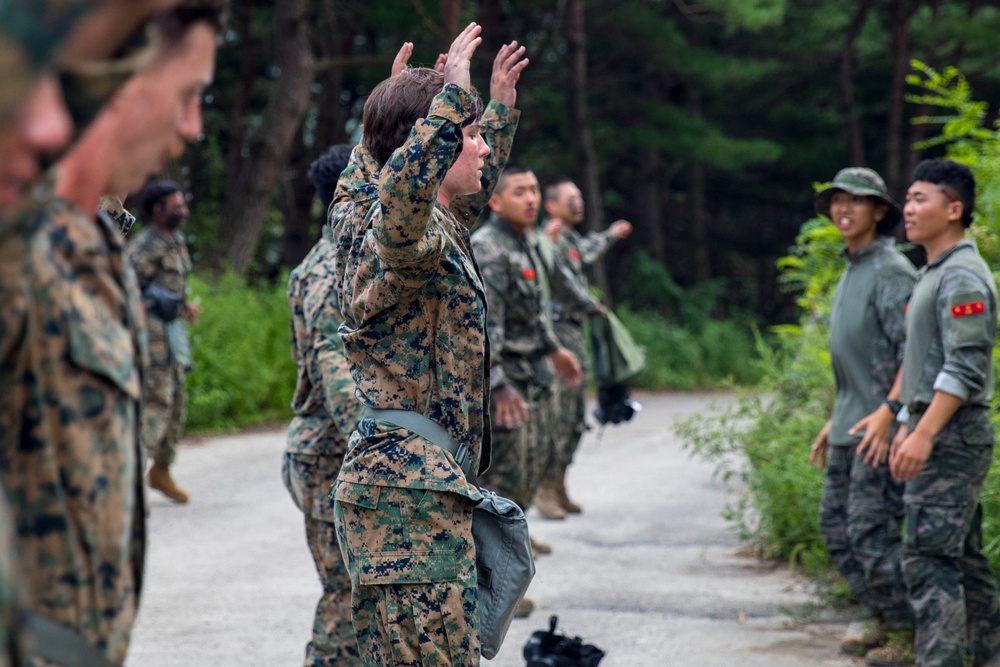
[358,550,459,585]
[905,502,968,557]
[333,482,380,510]
[67,286,141,400]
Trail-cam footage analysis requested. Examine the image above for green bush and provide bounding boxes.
[184,272,296,432]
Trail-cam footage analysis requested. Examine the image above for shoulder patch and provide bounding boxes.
[951,301,985,317]
[522,268,536,280]
[569,249,582,262]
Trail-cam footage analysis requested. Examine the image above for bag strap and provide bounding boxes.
[364,408,472,479]
[23,613,116,667]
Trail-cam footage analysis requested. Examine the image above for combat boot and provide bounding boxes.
[555,467,582,514]
[515,597,535,618]
[840,619,889,656]
[530,537,552,556]
[864,630,915,666]
[148,463,189,504]
[533,481,567,520]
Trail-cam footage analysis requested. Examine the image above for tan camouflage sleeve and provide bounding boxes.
[450,100,520,228]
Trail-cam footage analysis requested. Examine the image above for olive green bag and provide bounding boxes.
[364,408,536,660]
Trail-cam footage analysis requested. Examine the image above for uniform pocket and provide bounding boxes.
[905,502,968,557]
[67,285,141,400]
[358,550,459,585]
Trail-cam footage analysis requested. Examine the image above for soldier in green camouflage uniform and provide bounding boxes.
[0,4,220,664]
[472,165,586,527]
[283,144,362,667]
[537,177,631,516]
[808,168,915,658]
[331,25,527,666]
[889,160,1000,667]
[127,179,198,504]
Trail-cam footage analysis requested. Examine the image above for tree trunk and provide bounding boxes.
[215,0,316,275]
[441,0,460,37]
[884,0,914,193]
[689,89,712,284]
[840,0,875,166]
[566,0,612,301]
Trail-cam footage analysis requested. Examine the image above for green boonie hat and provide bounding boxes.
[0,1,93,120]
[815,167,902,231]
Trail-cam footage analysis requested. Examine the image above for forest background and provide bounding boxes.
[143,0,1000,432]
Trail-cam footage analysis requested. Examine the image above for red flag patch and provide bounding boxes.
[951,301,985,317]
[522,268,537,280]
[569,249,582,262]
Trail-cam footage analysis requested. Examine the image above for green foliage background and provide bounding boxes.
[678,63,1000,574]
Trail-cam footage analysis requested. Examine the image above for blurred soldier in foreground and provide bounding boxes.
[0,1,222,663]
[127,179,199,504]
[331,23,526,666]
[809,168,915,662]
[889,159,1000,667]
[539,178,631,517]
[283,144,362,667]
[471,165,585,615]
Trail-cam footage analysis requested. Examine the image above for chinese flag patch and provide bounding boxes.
[569,249,582,262]
[522,268,537,280]
[952,301,985,317]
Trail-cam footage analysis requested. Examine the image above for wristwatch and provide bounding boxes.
[883,399,904,416]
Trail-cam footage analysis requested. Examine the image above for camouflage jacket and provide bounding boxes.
[0,197,147,665]
[127,226,192,299]
[286,225,361,458]
[100,196,136,237]
[549,225,615,324]
[334,85,518,496]
[534,230,602,328]
[901,239,997,411]
[472,215,576,390]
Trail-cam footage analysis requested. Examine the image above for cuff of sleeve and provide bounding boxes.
[481,100,519,127]
[428,84,476,126]
[490,365,506,390]
[897,406,910,424]
[933,372,971,401]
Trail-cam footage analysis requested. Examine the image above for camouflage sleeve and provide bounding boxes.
[99,196,135,236]
[934,267,997,400]
[471,232,513,388]
[287,267,307,365]
[537,234,601,316]
[126,234,161,288]
[314,314,362,437]
[450,100,520,228]
[372,84,471,271]
[873,262,915,366]
[576,229,616,265]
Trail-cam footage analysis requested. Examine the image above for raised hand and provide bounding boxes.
[443,22,482,93]
[490,41,529,108]
[609,219,633,240]
[391,42,414,76]
[434,53,448,73]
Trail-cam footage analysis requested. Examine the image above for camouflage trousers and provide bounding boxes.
[141,361,186,467]
[281,454,359,667]
[332,482,479,667]
[482,377,557,510]
[820,443,910,627]
[902,408,1000,667]
[552,320,587,473]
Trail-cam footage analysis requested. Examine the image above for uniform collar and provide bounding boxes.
[925,237,976,269]
[843,235,893,264]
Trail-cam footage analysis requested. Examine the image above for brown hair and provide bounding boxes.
[155,0,228,49]
[362,67,484,166]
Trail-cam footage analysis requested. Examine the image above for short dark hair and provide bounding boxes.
[140,178,182,220]
[362,67,484,166]
[495,163,535,195]
[911,158,976,228]
[155,0,228,50]
[543,176,575,203]
[308,144,354,212]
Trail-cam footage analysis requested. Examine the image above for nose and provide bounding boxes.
[478,135,490,158]
[22,75,73,158]
[178,96,203,141]
[903,198,915,217]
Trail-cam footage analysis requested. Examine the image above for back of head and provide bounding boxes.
[140,177,181,220]
[308,143,354,212]
[911,159,976,228]
[361,67,483,166]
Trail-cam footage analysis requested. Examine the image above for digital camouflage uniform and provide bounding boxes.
[100,197,136,237]
[544,225,614,471]
[820,237,915,629]
[0,196,147,666]
[331,84,517,667]
[472,217,596,510]
[898,239,1000,667]
[283,224,362,667]
[126,226,192,468]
